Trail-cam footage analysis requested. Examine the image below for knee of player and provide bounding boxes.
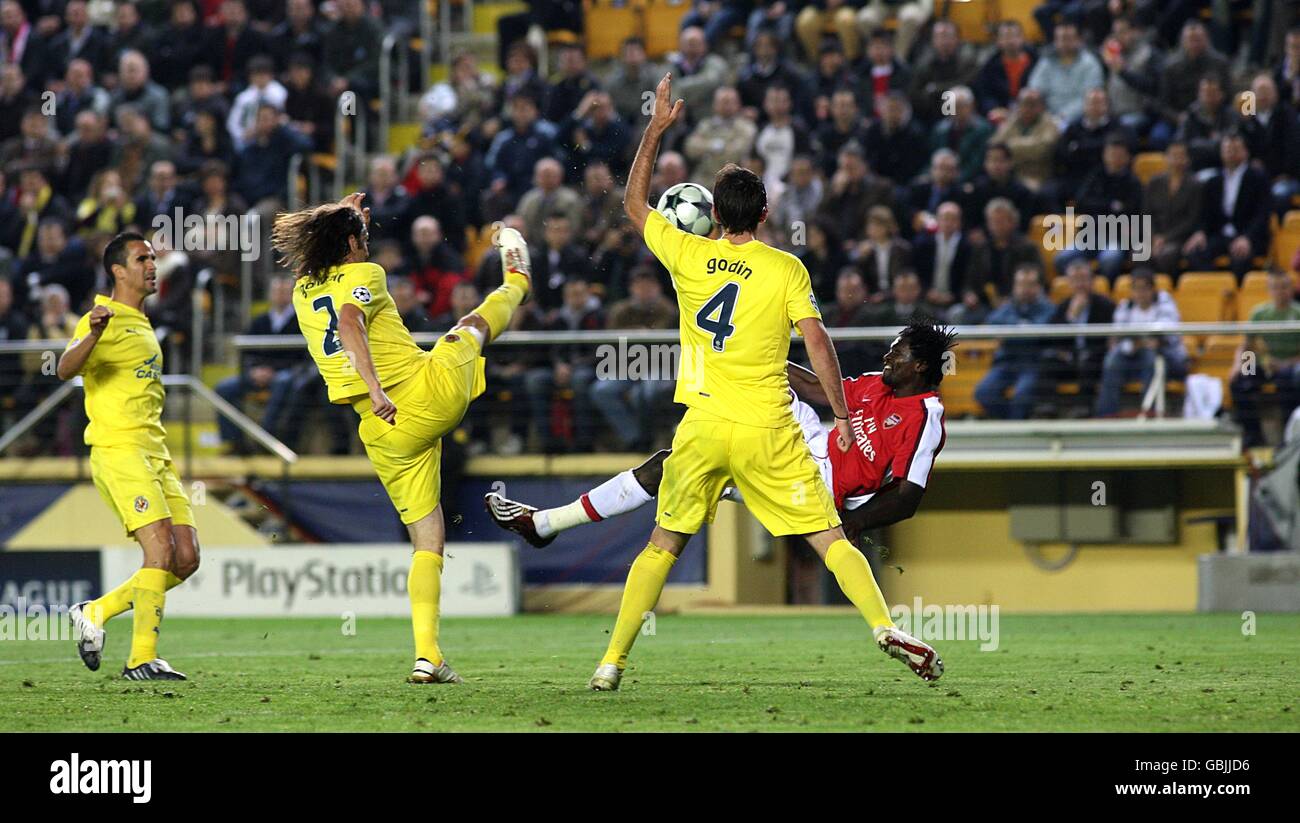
[457,313,490,336]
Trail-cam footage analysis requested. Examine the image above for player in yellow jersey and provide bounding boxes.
[272,192,532,684]
[60,232,199,681]
[586,76,939,690]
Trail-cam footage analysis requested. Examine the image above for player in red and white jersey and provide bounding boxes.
[486,320,957,681]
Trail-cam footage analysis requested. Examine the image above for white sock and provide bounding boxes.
[535,470,653,537]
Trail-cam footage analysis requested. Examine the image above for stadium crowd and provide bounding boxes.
[4,0,1300,455]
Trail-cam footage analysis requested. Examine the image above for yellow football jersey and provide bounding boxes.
[66,294,169,458]
[643,210,821,428]
[293,262,425,403]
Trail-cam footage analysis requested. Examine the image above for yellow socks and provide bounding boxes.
[600,545,677,670]
[824,539,895,631]
[126,568,168,668]
[408,551,444,666]
[86,570,187,628]
[471,273,529,341]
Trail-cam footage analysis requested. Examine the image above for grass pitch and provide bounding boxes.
[2,613,1297,732]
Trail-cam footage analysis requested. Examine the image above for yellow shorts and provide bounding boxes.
[656,406,840,537]
[353,331,487,525]
[90,446,195,536]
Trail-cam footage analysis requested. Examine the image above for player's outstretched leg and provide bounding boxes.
[404,507,464,684]
[815,533,943,682]
[484,451,668,548]
[452,226,532,350]
[590,528,683,691]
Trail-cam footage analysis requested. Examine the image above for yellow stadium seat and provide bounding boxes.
[644,0,691,59]
[1112,273,1174,304]
[1282,210,1300,230]
[1175,271,1236,323]
[1093,275,1110,297]
[585,0,641,61]
[944,0,993,45]
[939,338,998,417]
[1274,223,1300,271]
[1049,275,1070,302]
[1132,152,1167,186]
[996,0,1045,42]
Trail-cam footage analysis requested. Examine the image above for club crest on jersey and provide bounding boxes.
[133,496,149,513]
[884,413,902,429]
[351,286,372,304]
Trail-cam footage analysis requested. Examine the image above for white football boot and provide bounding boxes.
[588,663,622,691]
[408,658,464,684]
[68,601,104,672]
[874,625,944,682]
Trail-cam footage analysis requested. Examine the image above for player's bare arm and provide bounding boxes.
[624,73,684,233]
[337,302,396,424]
[56,304,113,380]
[786,361,829,406]
[841,480,926,539]
[796,317,852,451]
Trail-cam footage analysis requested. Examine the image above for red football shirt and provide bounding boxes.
[828,373,946,509]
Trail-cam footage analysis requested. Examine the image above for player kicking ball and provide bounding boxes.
[272,193,532,684]
[61,232,200,681]
[488,322,953,682]
[529,73,941,691]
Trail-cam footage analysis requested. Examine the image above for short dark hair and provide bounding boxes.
[712,164,767,234]
[103,231,147,277]
[899,318,958,386]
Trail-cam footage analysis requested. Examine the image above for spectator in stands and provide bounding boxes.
[820,265,874,377]
[518,157,584,245]
[1102,15,1163,142]
[60,107,114,202]
[1184,133,1270,281]
[853,205,911,300]
[580,160,626,251]
[975,263,1055,420]
[974,20,1036,122]
[134,160,191,224]
[863,90,928,185]
[561,90,630,179]
[5,166,72,259]
[400,216,469,319]
[667,26,730,115]
[679,0,751,50]
[175,105,236,177]
[1,107,59,178]
[813,88,870,177]
[210,0,268,89]
[684,87,756,186]
[533,213,595,309]
[525,276,602,452]
[1155,21,1230,149]
[1176,75,1232,172]
[1056,132,1142,281]
[1277,25,1300,107]
[737,29,810,120]
[650,150,689,204]
[858,30,912,119]
[233,101,312,218]
[967,196,1039,309]
[111,51,170,134]
[14,281,78,452]
[228,55,288,151]
[866,267,939,327]
[904,148,962,235]
[54,58,110,138]
[1027,22,1102,124]
[795,220,848,304]
[1231,270,1300,447]
[546,43,599,126]
[271,0,326,72]
[400,152,467,253]
[110,105,174,196]
[963,142,1036,236]
[493,41,549,117]
[1049,87,1115,209]
[0,1,48,90]
[485,90,559,203]
[187,160,249,279]
[815,143,895,254]
[856,0,930,61]
[152,0,214,90]
[389,273,437,334]
[1097,269,1187,417]
[213,273,313,452]
[770,155,823,249]
[74,168,137,238]
[421,51,497,138]
[281,53,334,154]
[0,64,34,144]
[363,155,408,246]
[930,86,992,182]
[591,222,644,303]
[432,281,482,331]
[107,2,154,77]
[912,200,970,310]
[795,0,861,62]
[17,218,93,314]
[1237,73,1300,214]
[591,267,678,450]
[0,277,30,424]
[991,87,1059,191]
[753,84,809,196]
[1144,140,1203,277]
[1043,259,1115,414]
[321,0,380,101]
[48,1,111,79]
[809,40,854,111]
[604,37,662,125]
[910,20,978,125]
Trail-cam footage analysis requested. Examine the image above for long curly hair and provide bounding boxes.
[271,203,366,283]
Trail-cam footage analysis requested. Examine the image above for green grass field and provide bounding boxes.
[2,613,1297,731]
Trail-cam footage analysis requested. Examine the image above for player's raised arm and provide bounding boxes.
[624,73,684,233]
[57,304,113,380]
[786,361,830,406]
[796,317,852,451]
[337,302,396,424]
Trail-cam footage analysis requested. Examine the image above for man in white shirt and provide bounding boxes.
[227,55,288,151]
[1096,269,1187,416]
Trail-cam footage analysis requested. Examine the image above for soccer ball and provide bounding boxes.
[657,182,715,236]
